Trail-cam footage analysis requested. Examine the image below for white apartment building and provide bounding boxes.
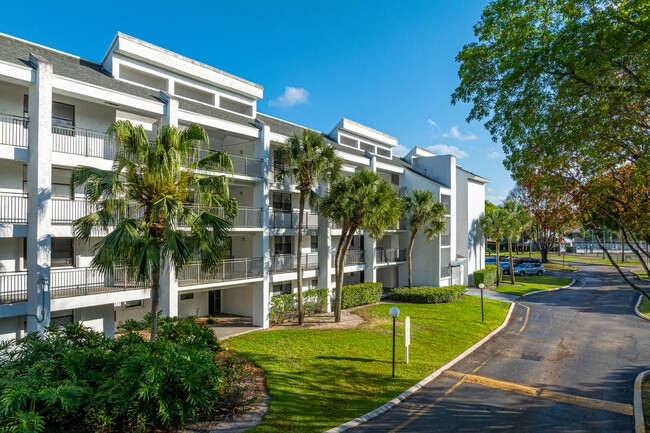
[0,32,487,341]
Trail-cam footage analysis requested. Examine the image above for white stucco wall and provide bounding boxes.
[0,315,23,342]
[178,290,209,317]
[221,285,254,317]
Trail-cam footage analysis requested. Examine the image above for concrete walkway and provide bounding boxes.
[466,287,518,303]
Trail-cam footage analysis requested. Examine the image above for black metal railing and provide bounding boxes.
[270,253,318,273]
[178,258,263,286]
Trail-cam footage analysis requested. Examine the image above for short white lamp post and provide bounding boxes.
[389,306,400,378]
[478,283,485,322]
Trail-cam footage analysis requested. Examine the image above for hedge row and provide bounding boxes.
[341,282,383,309]
[269,288,329,324]
[473,264,500,287]
[388,285,466,304]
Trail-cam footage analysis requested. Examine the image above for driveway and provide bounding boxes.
[352,263,650,432]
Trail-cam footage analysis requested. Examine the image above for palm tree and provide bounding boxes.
[275,130,341,325]
[321,169,402,322]
[71,121,237,340]
[503,201,531,284]
[403,189,447,289]
[479,207,507,287]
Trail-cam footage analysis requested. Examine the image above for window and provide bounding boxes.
[273,150,285,181]
[180,293,194,301]
[272,282,292,296]
[52,168,73,198]
[125,300,143,308]
[274,236,292,255]
[441,194,452,215]
[311,236,318,252]
[22,164,28,193]
[272,193,291,212]
[440,247,451,278]
[23,96,75,130]
[311,279,318,290]
[51,238,74,267]
[391,173,400,185]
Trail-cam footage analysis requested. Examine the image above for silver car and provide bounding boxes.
[514,263,545,276]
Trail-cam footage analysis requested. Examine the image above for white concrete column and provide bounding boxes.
[158,91,180,318]
[317,181,334,311]
[364,235,377,284]
[252,122,270,328]
[26,54,53,333]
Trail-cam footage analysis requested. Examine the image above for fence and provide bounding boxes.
[270,210,319,229]
[377,248,407,263]
[270,253,318,273]
[0,194,27,224]
[178,258,263,287]
[0,114,28,147]
[52,125,117,159]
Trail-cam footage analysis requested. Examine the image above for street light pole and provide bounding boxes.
[389,307,400,378]
[479,283,485,322]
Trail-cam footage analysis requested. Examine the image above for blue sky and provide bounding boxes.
[1,0,513,203]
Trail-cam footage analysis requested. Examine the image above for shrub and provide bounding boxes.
[341,282,383,309]
[269,288,329,324]
[388,285,466,304]
[473,264,500,287]
[0,319,248,433]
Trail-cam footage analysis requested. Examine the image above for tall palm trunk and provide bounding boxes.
[335,228,356,322]
[297,192,305,325]
[408,231,417,289]
[508,238,515,284]
[333,225,349,319]
[150,267,160,341]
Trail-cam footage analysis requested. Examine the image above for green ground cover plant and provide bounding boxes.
[227,297,509,432]
[492,275,573,296]
[269,288,329,324]
[388,285,466,304]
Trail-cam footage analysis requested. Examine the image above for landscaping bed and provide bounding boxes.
[492,275,573,296]
[644,376,650,432]
[388,285,466,303]
[225,297,510,432]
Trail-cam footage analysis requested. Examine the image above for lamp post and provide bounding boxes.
[478,283,485,322]
[389,307,400,378]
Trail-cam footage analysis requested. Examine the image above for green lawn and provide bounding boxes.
[225,298,509,432]
[510,252,639,267]
[639,297,650,318]
[543,262,579,272]
[644,378,650,432]
[633,269,648,280]
[492,276,574,297]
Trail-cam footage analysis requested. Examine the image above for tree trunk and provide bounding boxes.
[619,224,650,278]
[408,231,417,289]
[333,225,349,320]
[495,238,500,287]
[540,249,549,263]
[335,227,356,322]
[620,230,625,263]
[508,238,515,285]
[150,267,160,341]
[297,192,305,325]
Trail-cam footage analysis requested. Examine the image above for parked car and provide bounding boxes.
[513,263,545,276]
[500,261,511,275]
[485,257,497,265]
[518,257,542,264]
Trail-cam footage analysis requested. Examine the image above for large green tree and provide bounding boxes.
[72,121,236,340]
[403,189,447,289]
[321,170,402,322]
[453,0,650,293]
[275,129,341,325]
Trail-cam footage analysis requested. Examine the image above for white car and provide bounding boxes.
[514,263,545,277]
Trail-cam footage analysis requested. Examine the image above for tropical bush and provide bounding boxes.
[473,264,500,287]
[388,285,466,304]
[341,282,383,309]
[269,288,329,324]
[0,319,248,432]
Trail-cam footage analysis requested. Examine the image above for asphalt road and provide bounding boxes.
[353,263,650,432]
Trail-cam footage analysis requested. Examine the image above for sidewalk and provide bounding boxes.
[466,287,518,303]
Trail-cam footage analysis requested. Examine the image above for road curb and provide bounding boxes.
[634,296,650,322]
[324,302,516,433]
[634,370,650,433]
[520,278,576,297]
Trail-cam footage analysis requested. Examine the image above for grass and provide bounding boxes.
[492,275,574,297]
[542,262,579,272]
[511,252,639,266]
[633,269,648,280]
[225,297,509,432]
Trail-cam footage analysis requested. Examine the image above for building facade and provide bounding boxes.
[0,32,487,340]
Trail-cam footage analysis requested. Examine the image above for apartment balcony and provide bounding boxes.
[377,248,407,263]
[270,210,319,230]
[0,193,27,224]
[270,253,318,274]
[0,267,146,304]
[332,249,365,266]
[52,125,117,159]
[178,258,263,287]
[192,148,263,179]
[0,114,28,148]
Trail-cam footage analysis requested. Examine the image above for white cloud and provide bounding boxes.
[269,87,310,107]
[426,144,469,159]
[427,118,438,127]
[393,144,410,157]
[486,194,506,204]
[442,126,477,141]
[487,150,502,159]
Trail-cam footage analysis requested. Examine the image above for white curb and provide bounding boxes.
[634,296,650,322]
[324,302,516,433]
[634,370,650,433]
[520,278,576,297]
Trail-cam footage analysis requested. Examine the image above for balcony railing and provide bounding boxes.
[270,253,318,274]
[233,207,262,228]
[0,114,28,148]
[0,193,27,224]
[191,148,263,178]
[377,248,407,263]
[332,249,365,266]
[270,210,319,230]
[178,258,263,286]
[0,267,147,304]
[52,125,117,159]
[52,198,93,225]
